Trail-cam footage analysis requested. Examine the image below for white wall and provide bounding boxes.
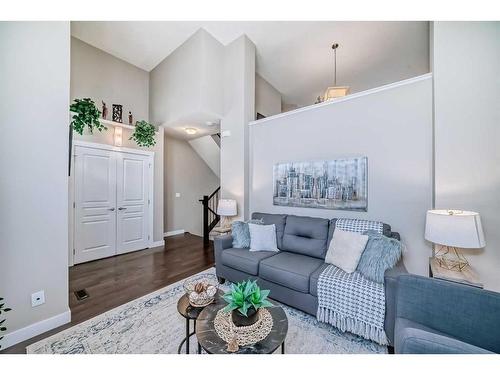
[0,22,71,348]
[249,75,433,276]
[188,136,220,177]
[164,135,220,236]
[220,35,256,220]
[150,29,224,138]
[71,37,149,122]
[255,74,282,118]
[433,22,500,291]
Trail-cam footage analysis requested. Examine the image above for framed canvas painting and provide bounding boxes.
[273,157,368,211]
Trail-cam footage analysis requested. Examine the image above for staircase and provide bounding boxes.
[199,187,220,246]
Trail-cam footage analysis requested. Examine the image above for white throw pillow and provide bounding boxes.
[248,223,279,252]
[325,229,369,273]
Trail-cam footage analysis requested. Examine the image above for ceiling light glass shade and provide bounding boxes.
[185,128,198,135]
[324,86,350,101]
[217,199,237,216]
[114,126,123,146]
[425,210,486,248]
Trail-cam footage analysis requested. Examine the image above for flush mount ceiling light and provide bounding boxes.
[323,43,350,102]
[185,127,198,135]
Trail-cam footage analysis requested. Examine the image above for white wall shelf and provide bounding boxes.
[100,118,136,130]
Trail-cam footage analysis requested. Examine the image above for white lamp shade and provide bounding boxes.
[425,210,486,248]
[217,199,237,216]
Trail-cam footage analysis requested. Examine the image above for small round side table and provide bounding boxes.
[176,291,222,354]
[196,301,288,354]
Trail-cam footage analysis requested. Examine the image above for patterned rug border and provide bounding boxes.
[26,267,216,353]
[27,267,387,354]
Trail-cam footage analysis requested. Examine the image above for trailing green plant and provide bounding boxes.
[70,98,105,135]
[0,297,12,349]
[130,120,156,147]
[223,280,273,317]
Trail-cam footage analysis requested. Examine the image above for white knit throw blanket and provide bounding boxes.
[317,265,388,345]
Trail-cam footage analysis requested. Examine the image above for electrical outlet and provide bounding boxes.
[175,193,181,198]
[31,290,45,307]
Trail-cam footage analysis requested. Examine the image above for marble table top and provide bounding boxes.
[196,300,288,354]
[177,291,224,320]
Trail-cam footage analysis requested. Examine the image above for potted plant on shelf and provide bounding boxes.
[130,120,156,148]
[70,98,105,135]
[68,98,105,175]
[223,280,273,327]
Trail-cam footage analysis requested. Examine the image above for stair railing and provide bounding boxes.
[199,187,220,246]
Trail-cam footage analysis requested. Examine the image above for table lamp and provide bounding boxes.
[425,209,485,271]
[217,199,237,229]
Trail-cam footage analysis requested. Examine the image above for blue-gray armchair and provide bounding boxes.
[395,274,500,354]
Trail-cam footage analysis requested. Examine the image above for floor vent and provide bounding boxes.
[74,289,89,301]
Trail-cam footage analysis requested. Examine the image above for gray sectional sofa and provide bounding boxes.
[214,212,407,346]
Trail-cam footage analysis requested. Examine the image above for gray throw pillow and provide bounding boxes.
[356,230,402,283]
[231,219,263,248]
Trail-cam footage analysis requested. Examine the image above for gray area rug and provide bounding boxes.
[27,268,387,354]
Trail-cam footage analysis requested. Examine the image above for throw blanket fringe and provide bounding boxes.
[317,306,388,345]
[316,265,388,346]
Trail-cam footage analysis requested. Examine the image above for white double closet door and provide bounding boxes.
[74,144,153,264]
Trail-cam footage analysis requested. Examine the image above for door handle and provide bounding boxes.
[118,207,127,210]
[108,207,115,211]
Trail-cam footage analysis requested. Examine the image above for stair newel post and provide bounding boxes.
[202,195,209,246]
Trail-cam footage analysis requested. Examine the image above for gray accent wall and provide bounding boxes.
[0,22,71,345]
[433,22,500,291]
[249,76,433,276]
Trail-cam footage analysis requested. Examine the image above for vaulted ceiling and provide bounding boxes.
[72,21,429,107]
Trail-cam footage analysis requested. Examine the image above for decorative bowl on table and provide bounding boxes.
[183,274,219,307]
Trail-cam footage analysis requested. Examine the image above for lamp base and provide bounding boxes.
[435,245,470,272]
[219,216,233,230]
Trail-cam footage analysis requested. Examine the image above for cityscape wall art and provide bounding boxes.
[273,157,368,211]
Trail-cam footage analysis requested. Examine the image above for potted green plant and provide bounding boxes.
[223,280,273,327]
[130,120,156,148]
[68,98,105,176]
[0,297,12,349]
[70,98,105,135]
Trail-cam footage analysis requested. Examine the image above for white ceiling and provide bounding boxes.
[72,21,429,107]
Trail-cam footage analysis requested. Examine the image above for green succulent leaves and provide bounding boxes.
[70,98,105,135]
[130,120,157,148]
[222,280,273,317]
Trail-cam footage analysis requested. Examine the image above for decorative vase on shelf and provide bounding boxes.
[102,101,108,120]
[231,307,259,327]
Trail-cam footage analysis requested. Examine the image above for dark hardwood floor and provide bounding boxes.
[1,233,214,354]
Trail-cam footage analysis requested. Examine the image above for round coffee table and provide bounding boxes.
[177,291,222,354]
[196,301,288,354]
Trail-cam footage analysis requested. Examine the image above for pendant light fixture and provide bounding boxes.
[323,43,350,101]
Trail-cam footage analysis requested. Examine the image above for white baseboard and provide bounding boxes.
[1,309,71,350]
[164,229,185,237]
[150,239,165,248]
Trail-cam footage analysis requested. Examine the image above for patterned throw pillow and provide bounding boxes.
[356,230,402,283]
[231,219,263,248]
